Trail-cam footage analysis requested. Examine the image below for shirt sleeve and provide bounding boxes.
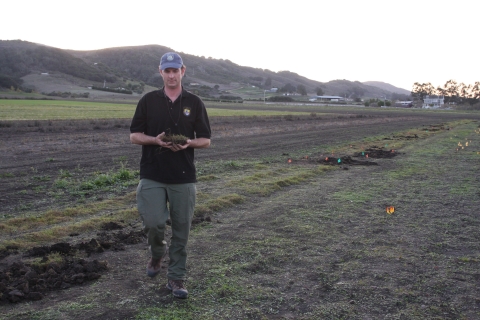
[130,95,147,133]
[194,99,211,139]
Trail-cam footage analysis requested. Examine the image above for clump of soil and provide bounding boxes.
[0,259,108,303]
[1,224,146,304]
[0,246,20,260]
[319,156,378,166]
[393,133,418,139]
[101,221,125,231]
[24,227,145,259]
[161,134,189,145]
[192,215,213,225]
[426,124,450,132]
[353,146,399,159]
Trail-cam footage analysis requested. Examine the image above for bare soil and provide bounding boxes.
[1,106,480,319]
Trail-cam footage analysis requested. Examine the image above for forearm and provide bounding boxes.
[131,132,209,149]
[189,137,210,149]
[130,132,159,145]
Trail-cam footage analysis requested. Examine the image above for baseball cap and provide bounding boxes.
[160,52,183,70]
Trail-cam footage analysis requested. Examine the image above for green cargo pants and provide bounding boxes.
[136,178,196,280]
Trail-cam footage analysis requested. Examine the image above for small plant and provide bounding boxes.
[0,172,14,178]
[59,169,72,178]
[17,203,32,211]
[33,175,51,182]
[54,179,69,189]
[115,156,127,162]
[226,161,240,168]
[115,167,133,181]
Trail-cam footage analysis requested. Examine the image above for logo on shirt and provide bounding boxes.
[183,107,191,116]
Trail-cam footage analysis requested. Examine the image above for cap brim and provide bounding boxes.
[160,63,183,70]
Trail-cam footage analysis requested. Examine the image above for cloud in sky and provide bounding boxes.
[1,0,478,90]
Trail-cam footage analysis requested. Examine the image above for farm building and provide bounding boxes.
[422,95,444,109]
[309,95,345,102]
[394,101,413,108]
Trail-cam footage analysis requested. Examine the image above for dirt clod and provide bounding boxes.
[1,227,147,304]
[0,259,108,303]
[319,156,378,166]
[353,146,399,159]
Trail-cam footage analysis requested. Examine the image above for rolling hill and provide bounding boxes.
[362,81,410,95]
[0,40,411,101]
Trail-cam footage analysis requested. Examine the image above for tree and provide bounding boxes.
[297,84,307,96]
[269,96,293,102]
[391,92,410,101]
[264,77,272,88]
[413,79,480,106]
[0,74,23,89]
[279,83,296,94]
[471,82,480,100]
[315,87,324,96]
[411,82,435,100]
[443,80,459,104]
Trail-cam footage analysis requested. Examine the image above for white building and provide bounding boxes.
[422,95,444,109]
[309,95,345,102]
[395,101,413,108]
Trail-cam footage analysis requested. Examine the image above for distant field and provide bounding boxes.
[0,100,309,120]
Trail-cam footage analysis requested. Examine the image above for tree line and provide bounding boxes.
[412,80,480,105]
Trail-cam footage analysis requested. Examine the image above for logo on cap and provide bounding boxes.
[167,55,174,61]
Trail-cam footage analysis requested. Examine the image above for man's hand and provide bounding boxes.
[155,132,191,151]
[166,139,192,152]
[130,132,202,152]
[155,132,173,148]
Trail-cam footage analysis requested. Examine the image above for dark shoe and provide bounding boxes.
[146,250,167,278]
[166,279,188,299]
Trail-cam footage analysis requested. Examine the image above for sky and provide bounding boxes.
[1,0,478,91]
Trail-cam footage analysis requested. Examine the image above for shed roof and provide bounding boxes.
[312,95,344,99]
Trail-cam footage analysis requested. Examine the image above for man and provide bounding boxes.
[130,52,211,299]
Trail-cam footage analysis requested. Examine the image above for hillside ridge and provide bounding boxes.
[0,40,410,100]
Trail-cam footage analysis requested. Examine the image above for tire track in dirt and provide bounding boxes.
[198,117,449,161]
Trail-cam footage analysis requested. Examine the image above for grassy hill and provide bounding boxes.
[362,81,410,95]
[0,40,411,101]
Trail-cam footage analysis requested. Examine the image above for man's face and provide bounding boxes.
[160,67,185,89]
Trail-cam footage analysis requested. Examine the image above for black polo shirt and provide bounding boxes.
[130,88,211,184]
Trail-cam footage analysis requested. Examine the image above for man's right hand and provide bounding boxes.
[155,132,172,147]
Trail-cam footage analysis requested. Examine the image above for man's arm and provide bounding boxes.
[130,132,210,151]
[168,137,210,152]
[188,137,210,149]
[130,132,167,146]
